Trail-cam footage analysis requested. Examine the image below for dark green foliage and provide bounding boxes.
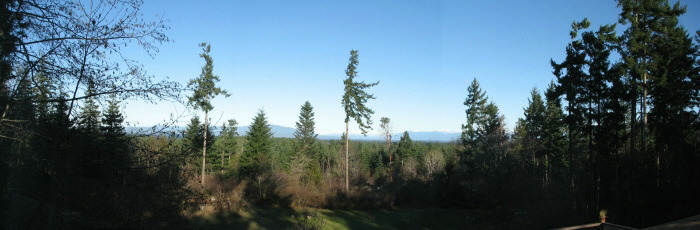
[101,94,125,139]
[241,109,273,176]
[0,0,20,89]
[461,78,488,151]
[183,116,214,153]
[542,82,567,180]
[524,88,545,140]
[77,84,101,135]
[293,101,322,185]
[473,102,508,172]
[294,101,318,154]
[397,131,414,161]
[188,42,229,186]
[187,43,230,113]
[341,49,379,192]
[0,1,190,228]
[342,50,379,135]
[100,94,128,168]
[184,116,204,151]
[212,119,238,173]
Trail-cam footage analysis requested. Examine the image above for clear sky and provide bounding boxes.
[120,0,700,136]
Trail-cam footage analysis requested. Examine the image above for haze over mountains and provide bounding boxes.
[127,125,461,142]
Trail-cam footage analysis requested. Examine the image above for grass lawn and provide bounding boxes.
[184,205,504,230]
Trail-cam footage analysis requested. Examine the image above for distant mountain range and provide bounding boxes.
[126,125,461,142]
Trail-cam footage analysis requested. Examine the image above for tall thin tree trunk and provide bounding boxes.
[568,102,576,209]
[203,111,208,187]
[545,154,549,186]
[345,120,349,193]
[388,135,392,181]
[222,148,225,174]
[388,134,392,163]
[642,59,647,155]
[631,78,637,158]
[631,14,639,159]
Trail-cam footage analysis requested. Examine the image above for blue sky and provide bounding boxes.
[121,0,700,136]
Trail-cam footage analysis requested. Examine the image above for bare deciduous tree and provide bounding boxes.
[424,149,445,177]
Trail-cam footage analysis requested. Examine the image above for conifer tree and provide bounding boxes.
[184,116,204,151]
[187,43,230,186]
[549,18,591,198]
[523,88,546,179]
[242,109,273,176]
[476,102,508,170]
[294,101,318,154]
[397,131,414,161]
[524,88,546,140]
[542,82,567,181]
[33,67,55,119]
[78,83,101,135]
[511,118,527,159]
[619,0,700,189]
[183,116,214,154]
[218,119,238,173]
[341,50,379,192]
[100,94,125,139]
[100,93,127,164]
[462,78,488,161]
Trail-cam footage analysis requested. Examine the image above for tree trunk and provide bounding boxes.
[388,135,392,181]
[631,14,638,159]
[345,120,349,193]
[202,111,208,187]
[642,59,647,155]
[387,134,392,163]
[222,148,225,174]
[568,102,575,209]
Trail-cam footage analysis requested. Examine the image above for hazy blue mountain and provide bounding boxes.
[127,125,461,142]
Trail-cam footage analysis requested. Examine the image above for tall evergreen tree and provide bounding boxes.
[549,18,591,203]
[78,83,101,135]
[462,78,488,157]
[100,94,125,139]
[476,102,508,171]
[217,119,238,173]
[100,93,127,166]
[397,131,414,162]
[524,88,546,139]
[640,1,699,189]
[341,50,379,192]
[618,0,662,154]
[187,43,230,186]
[184,116,204,151]
[183,116,214,155]
[511,118,527,160]
[294,101,318,153]
[33,66,55,119]
[242,109,273,176]
[542,82,567,182]
[523,88,546,181]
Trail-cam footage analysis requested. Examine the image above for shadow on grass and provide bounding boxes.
[180,205,300,230]
[320,208,484,230]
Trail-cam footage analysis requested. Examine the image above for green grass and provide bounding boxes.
[319,208,478,230]
[184,205,498,230]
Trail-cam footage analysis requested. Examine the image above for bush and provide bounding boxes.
[293,209,325,230]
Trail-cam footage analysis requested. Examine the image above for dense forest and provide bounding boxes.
[1,0,699,229]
